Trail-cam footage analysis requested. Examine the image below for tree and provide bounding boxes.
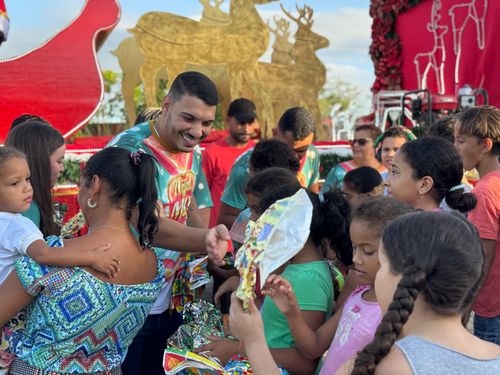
[90,70,126,125]
[318,78,360,117]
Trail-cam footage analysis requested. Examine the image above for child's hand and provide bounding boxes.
[90,243,120,278]
[262,274,300,317]
[229,292,264,344]
[214,275,240,308]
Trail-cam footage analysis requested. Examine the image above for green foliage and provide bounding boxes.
[57,159,81,185]
[91,70,127,124]
[319,152,352,179]
[319,78,360,117]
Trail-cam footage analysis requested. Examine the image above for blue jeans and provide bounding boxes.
[473,314,500,345]
[121,309,183,375]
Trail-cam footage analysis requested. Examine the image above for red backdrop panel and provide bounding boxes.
[0,0,120,142]
[397,0,499,106]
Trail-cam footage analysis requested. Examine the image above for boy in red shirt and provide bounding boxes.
[454,105,500,344]
[202,98,256,227]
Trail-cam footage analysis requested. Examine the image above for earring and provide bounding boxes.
[87,198,97,209]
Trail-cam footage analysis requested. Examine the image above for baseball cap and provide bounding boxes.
[227,98,257,123]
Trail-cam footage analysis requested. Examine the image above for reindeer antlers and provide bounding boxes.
[269,16,290,36]
[280,3,314,28]
[199,0,224,9]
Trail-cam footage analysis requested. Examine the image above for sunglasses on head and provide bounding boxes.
[350,138,372,146]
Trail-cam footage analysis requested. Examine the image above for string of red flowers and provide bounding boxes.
[369,0,423,93]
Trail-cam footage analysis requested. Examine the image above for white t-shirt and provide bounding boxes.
[0,212,43,284]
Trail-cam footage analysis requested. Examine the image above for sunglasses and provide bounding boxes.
[350,138,373,146]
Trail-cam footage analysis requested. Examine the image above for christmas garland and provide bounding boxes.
[369,0,423,92]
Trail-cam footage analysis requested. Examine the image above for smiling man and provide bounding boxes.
[108,71,217,375]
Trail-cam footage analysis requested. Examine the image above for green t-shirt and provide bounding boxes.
[21,201,41,229]
[262,261,334,349]
[220,145,320,210]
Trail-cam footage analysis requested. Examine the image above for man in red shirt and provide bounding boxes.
[202,98,257,227]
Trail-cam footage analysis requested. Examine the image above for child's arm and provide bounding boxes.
[26,240,119,278]
[229,294,282,375]
[263,274,342,360]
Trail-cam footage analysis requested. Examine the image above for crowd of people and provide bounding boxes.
[0,70,499,374]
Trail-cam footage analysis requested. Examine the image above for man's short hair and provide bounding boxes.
[455,105,500,155]
[426,115,457,143]
[354,124,382,141]
[277,107,315,140]
[168,71,219,106]
[249,139,300,174]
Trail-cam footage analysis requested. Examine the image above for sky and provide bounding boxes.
[0,0,374,97]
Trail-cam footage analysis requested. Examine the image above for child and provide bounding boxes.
[385,137,477,212]
[342,166,384,203]
[374,125,416,172]
[453,105,500,344]
[262,197,413,374]
[213,168,301,313]
[200,186,352,374]
[349,211,500,374]
[0,146,118,372]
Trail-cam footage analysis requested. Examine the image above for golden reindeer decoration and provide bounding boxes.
[256,4,329,139]
[112,0,233,124]
[128,0,276,128]
[268,16,294,64]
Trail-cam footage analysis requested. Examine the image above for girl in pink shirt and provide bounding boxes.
[262,197,413,374]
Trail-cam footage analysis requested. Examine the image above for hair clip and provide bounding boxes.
[130,149,145,166]
[449,184,466,192]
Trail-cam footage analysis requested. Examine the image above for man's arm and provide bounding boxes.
[187,196,208,229]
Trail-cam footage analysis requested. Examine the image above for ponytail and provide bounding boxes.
[352,266,425,375]
[83,147,159,249]
[310,191,352,266]
[352,211,484,374]
[444,185,477,213]
[132,151,159,248]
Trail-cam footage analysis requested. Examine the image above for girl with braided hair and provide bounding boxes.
[261,197,413,375]
[346,211,500,375]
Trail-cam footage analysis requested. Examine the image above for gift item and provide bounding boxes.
[168,301,224,351]
[189,256,210,290]
[234,189,313,309]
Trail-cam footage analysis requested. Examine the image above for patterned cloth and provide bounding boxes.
[108,121,212,313]
[12,237,164,373]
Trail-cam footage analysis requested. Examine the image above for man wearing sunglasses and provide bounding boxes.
[322,123,386,192]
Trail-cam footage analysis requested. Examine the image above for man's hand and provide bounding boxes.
[205,224,231,266]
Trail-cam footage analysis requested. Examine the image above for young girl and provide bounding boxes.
[342,166,384,203]
[373,126,416,173]
[0,146,118,373]
[262,197,413,374]
[385,137,477,212]
[5,121,66,235]
[200,185,352,374]
[349,211,500,374]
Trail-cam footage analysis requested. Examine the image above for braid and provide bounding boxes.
[351,266,425,375]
